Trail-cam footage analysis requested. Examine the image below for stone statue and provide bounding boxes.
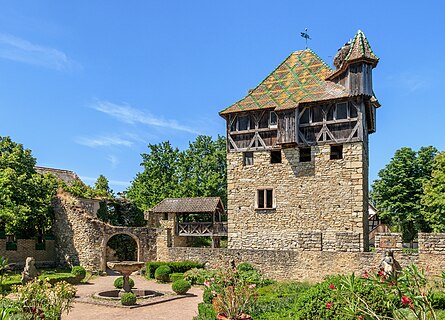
[379,250,395,275]
[21,257,38,284]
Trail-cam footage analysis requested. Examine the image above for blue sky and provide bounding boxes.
[1,1,444,193]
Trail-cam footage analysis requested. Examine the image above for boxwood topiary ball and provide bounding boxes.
[155,265,171,283]
[172,279,191,295]
[121,292,137,306]
[114,276,135,289]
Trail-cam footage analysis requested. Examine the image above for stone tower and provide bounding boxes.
[219,30,379,252]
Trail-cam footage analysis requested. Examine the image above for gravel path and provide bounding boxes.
[63,274,203,320]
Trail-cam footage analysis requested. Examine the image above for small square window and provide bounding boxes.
[336,102,348,120]
[330,145,343,160]
[162,213,169,220]
[257,189,274,209]
[270,150,282,163]
[299,147,311,162]
[238,115,250,131]
[269,111,277,128]
[243,152,254,166]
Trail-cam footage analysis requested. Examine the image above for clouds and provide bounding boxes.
[75,135,134,148]
[0,33,79,71]
[92,100,202,135]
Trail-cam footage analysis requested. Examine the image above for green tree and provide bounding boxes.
[126,141,181,211]
[94,174,114,198]
[0,136,58,237]
[421,152,445,231]
[371,146,437,242]
[126,136,227,211]
[179,135,227,204]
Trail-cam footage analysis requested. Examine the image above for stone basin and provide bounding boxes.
[107,261,145,293]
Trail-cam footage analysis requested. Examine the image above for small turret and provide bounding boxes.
[327,30,378,96]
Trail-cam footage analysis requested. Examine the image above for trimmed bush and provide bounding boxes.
[172,279,191,295]
[237,262,255,272]
[169,272,184,282]
[195,302,217,320]
[71,266,86,283]
[121,292,137,306]
[114,276,135,289]
[146,261,204,279]
[42,273,78,285]
[155,265,171,283]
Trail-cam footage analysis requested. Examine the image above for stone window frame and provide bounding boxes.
[255,187,275,210]
[243,151,254,166]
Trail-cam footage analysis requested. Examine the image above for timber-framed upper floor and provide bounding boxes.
[220,30,380,152]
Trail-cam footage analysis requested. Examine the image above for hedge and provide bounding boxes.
[146,261,204,279]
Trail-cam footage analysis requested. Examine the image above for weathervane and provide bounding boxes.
[300,28,311,49]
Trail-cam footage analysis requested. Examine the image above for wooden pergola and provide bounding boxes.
[150,197,227,247]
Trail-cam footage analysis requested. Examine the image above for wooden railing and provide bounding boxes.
[177,222,228,236]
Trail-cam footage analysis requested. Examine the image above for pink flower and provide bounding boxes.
[358,316,363,320]
[377,270,384,277]
[363,270,369,279]
[401,295,411,306]
[204,280,210,288]
[329,284,335,290]
[326,301,333,309]
[210,277,215,282]
[248,284,256,289]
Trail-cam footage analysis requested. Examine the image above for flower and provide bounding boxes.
[326,301,333,309]
[358,316,363,319]
[248,284,256,289]
[204,280,210,288]
[363,270,369,279]
[401,295,412,306]
[329,284,335,290]
[377,270,384,277]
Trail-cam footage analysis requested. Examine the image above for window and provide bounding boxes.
[162,213,169,220]
[270,150,282,163]
[243,151,254,166]
[299,147,311,162]
[330,145,343,160]
[269,111,277,128]
[336,102,348,119]
[238,115,250,131]
[257,189,274,209]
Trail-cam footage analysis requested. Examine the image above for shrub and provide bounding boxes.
[237,262,255,272]
[172,279,191,295]
[121,292,137,306]
[114,276,135,289]
[184,268,216,285]
[146,261,204,279]
[71,266,86,283]
[431,291,445,310]
[169,272,184,282]
[203,287,214,304]
[155,265,171,283]
[194,302,217,320]
[42,273,78,285]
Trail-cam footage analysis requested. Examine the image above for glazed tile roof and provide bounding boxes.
[220,49,349,115]
[150,197,223,214]
[328,30,379,80]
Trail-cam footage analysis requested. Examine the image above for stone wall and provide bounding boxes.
[0,239,55,267]
[52,191,157,272]
[226,142,367,251]
[159,232,445,282]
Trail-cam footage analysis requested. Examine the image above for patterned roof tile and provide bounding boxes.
[220,49,349,115]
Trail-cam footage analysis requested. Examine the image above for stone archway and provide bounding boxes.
[104,232,140,264]
[53,192,157,272]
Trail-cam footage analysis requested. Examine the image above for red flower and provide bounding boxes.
[363,270,369,279]
[326,301,333,309]
[329,284,335,290]
[358,316,363,320]
[401,295,412,306]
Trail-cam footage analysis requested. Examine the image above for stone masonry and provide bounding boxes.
[227,142,368,251]
[52,191,157,272]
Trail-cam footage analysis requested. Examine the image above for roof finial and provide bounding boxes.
[300,28,311,49]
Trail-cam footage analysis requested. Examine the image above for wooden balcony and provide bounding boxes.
[177,222,228,236]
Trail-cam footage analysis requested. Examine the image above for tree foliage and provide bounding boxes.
[97,199,144,227]
[421,152,445,232]
[126,135,227,211]
[371,146,438,242]
[0,136,58,237]
[94,174,114,198]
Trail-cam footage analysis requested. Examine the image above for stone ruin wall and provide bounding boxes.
[160,232,445,282]
[227,142,367,252]
[52,191,157,272]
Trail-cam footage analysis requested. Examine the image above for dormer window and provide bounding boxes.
[269,111,277,128]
